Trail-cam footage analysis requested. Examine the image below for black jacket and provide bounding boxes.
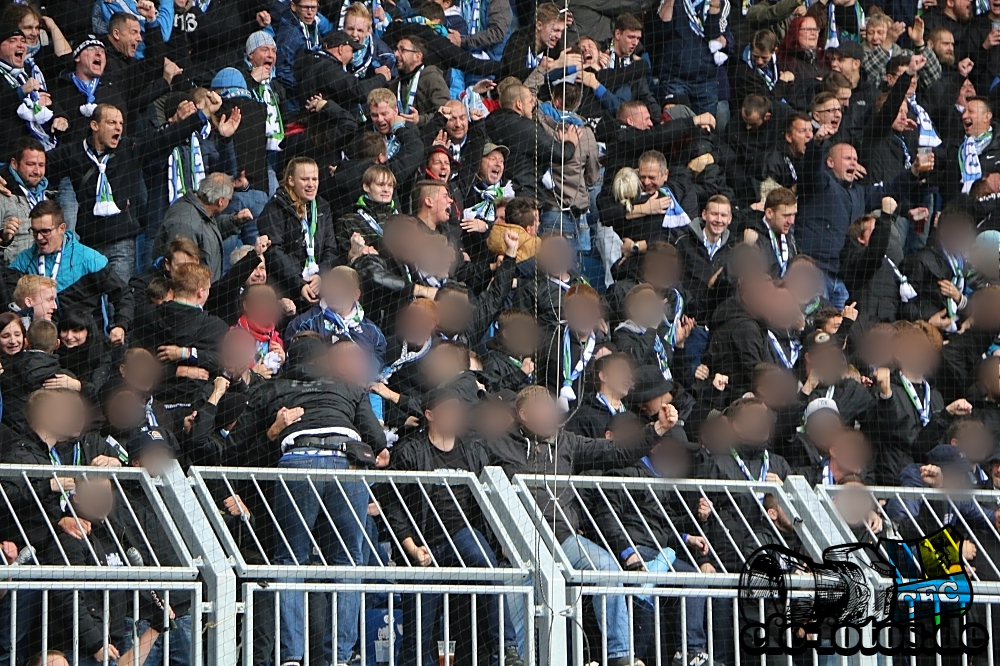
[584,459,711,566]
[611,322,686,386]
[480,340,535,394]
[219,96,270,194]
[0,431,121,549]
[564,393,626,439]
[674,220,734,322]
[601,117,699,180]
[257,188,338,299]
[900,239,969,322]
[132,301,230,406]
[353,253,417,331]
[839,210,904,330]
[49,65,129,147]
[483,108,575,200]
[46,113,207,247]
[299,50,389,109]
[0,351,77,433]
[511,271,588,333]
[234,366,387,465]
[500,26,562,83]
[485,424,661,542]
[739,214,799,279]
[867,374,946,484]
[98,35,172,135]
[702,298,770,398]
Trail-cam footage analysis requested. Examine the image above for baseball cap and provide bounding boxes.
[830,41,864,61]
[422,387,463,412]
[323,30,361,51]
[126,428,174,460]
[482,142,509,158]
[630,365,675,403]
[804,330,840,352]
[926,444,968,469]
[803,397,840,421]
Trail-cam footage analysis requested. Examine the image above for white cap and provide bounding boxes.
[804,397,840,421]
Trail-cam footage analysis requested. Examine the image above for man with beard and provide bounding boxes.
[0,139,48,261]
[391,36,449,128]
[299,30,392,110]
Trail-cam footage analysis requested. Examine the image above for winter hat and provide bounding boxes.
[246,31,276,57]
[210,67,247,91]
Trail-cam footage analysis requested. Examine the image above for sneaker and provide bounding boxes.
[279,662,301,666]
[503,646,524,666]
[672,651,717,666]
[608,658,645,666]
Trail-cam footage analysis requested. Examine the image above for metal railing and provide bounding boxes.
[1,463,997,666]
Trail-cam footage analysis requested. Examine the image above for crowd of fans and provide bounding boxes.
[0,0,992,664]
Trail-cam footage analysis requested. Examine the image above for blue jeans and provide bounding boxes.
[273,452,369,664]
[659,78,719,116]
[632,548,707,656]
[683,326,711,383]
[0,590,41,666]
[57,177,79,232]
[96,239,137,285]
[128,613,193,666]
[400,527,518,666]
[822,273,849,310]
[562,535,631,660]
[540,210,590,255]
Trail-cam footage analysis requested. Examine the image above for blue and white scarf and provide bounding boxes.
[10,168,47,208]
[71,73,100,117]
[469,181,512,222]
[83,140,121,216]
[350,35,375,78]
[826,2,864,50]
[907,94,941,148]
[538,101,585,127]
[657,186,691,229]
[0,59,56,150]
[741,45,778,90]
[680,0,712,39]
[960,130,992,193]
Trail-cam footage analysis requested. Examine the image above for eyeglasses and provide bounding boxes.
[395,46,420,54]
[30,227,56,237]
[816,107,841,115]
[296,4,319,10]
[800,26,820,33]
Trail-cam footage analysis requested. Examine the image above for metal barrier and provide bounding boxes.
[187,466,534,666]
[2,462,997,666]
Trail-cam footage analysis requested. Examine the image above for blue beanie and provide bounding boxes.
[210,67,247,91]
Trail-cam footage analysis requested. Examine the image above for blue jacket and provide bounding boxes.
[885,463,993,531]
[92,0,174,60]
[275,7,334,106]
[10,231,134,330]
[285,304,388,369]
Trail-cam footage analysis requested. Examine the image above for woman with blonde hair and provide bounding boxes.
[257,156,338,304]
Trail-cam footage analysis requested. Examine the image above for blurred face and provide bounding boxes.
[835,482,874,526]
[765,203,797,235]
[12,149,45,189]
[783,261,822,304]
[60,327,89,349]
[121,350,162,393]
[962,99,992,137]
[221,330,256,376]
[395,39,422,74]
[731,403,772,445]
[537,236,574,276]
[930,31,955,66]
[328,342,372,386]
[293,0,320,24]
[628,289,666,329]
[0,35,26,68]
[895,331,939,376]
[287,163,319,202]
[536,20,564,49]
[565,294,601,334]
[613,28,641,57]
[343,14,372,42]
[369,101,399,135]
[797,18,819,50]
[955,423,994,464]
[804,410,843,450]
[363,176,394,203]
[48,391,86,440]
[76,44,107,78]
[938,218,977,256]
[0,321,23,356]
[830,432,872,475]
[242,288,280,328]
[625,106,653,130]
[435,291,472,334]
[479,150,505,184]
[443,102,468,141]
[638,161,668,194]
[426,398,468,437]
[501,316,537,357]
[825,144,859,182]
[600,359,633,397]
[25,286,57,321]
[785,118,813,156]
[91,107,124,150]
[19,14,40,47]
[248,44,277,68]
[111,18,142,58]
[136,444,175,478]
[813,99,843,132]
[642,251,679,289]
[72,479,114,522]
[518,393,562,439]
[426,152,452,180]
[891,101,911,133]
[398,304,437,344]
[859,327,895,368]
